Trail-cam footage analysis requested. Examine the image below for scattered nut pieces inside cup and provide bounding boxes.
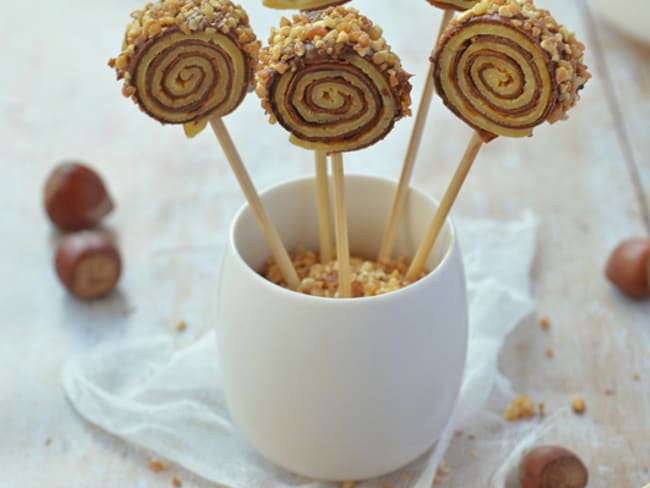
[519,446,588,488]
[264,248,424,298]
[55,231,122,300]
[44,161,114,231]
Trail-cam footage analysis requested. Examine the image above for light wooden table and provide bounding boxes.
[1,0,648,486]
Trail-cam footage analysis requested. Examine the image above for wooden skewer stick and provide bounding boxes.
[314,150,334,264]
[210,118,300,290]
[331,153,352,298]
[378,8,455,261]
[406,132,484,281]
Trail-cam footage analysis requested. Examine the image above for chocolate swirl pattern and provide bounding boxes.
[270,54,401,152]
[131,30,250,123]
[262,0,350,10]
[426,0,477,11]
[110,0,260,125]
[433,0,590,141]
[256,6,412,153]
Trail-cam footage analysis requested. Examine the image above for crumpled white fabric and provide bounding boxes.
[62,213,539,487]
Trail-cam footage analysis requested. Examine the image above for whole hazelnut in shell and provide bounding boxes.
[44,161,114,231]
[519,446,588,488]
[55,231,122,300]
[605,238,650,299]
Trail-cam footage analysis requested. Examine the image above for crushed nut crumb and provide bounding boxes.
[176,320,187,332]
[148,458,166,473]
[172,476,182,487]
[505,395,537,421]
[572,396,586,414]
[545,347,554,358]
[539,317,551,330]
[633,372,640,381]
[432,459,451,484]
[469,449,479,459]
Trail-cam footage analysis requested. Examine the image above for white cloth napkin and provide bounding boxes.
[62,213,538,487]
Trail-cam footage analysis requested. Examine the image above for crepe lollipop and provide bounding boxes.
[263,0,350,11]
[378,0,480,260]
[256,6,412,296]
[407,0,591,280]
[110,0,299,289]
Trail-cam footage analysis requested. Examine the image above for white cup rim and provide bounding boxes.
[228,173,458,305]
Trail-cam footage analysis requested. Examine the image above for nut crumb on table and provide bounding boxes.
[432,459,450,484]
[633,372,640,381]
[176,320,187,332]
[172,476,182,487]
[148,458,166,473]
[539,317,551,330]
[264,248,425,298]
[505,395,537,421]
[544,347,554,358]
[572,397,586,414]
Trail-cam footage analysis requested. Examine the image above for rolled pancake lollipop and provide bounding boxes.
[433,0,590,142]
[426,0,478,11]
[109,0,260,134]
[407,0,591,280]
[109,0,301,289]
[263,0,350,11]
[256,6,412,153]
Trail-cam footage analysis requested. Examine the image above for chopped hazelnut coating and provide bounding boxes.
[109,0,260,124]
[433,0,590,141]
[505,395,537,421]
[255,6,412,152]
[264,248,425,298]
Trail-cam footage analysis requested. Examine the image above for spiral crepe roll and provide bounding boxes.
[256,7,412,153]
[426,0,478,12]
[433,0,591,141]
[262,0,350,11]
[109,0,260,127]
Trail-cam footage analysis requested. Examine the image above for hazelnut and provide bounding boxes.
[44,161,114,231]
[55,231,122,300]
[519,446,588,488]
[605,239,650,299]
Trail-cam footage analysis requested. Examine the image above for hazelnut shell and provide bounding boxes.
[55,231,122,300]
[520,446,588,488]
[44,162,114,231]
[605,239,650,299]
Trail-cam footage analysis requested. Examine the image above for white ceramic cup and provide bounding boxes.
[217,174,468,481]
